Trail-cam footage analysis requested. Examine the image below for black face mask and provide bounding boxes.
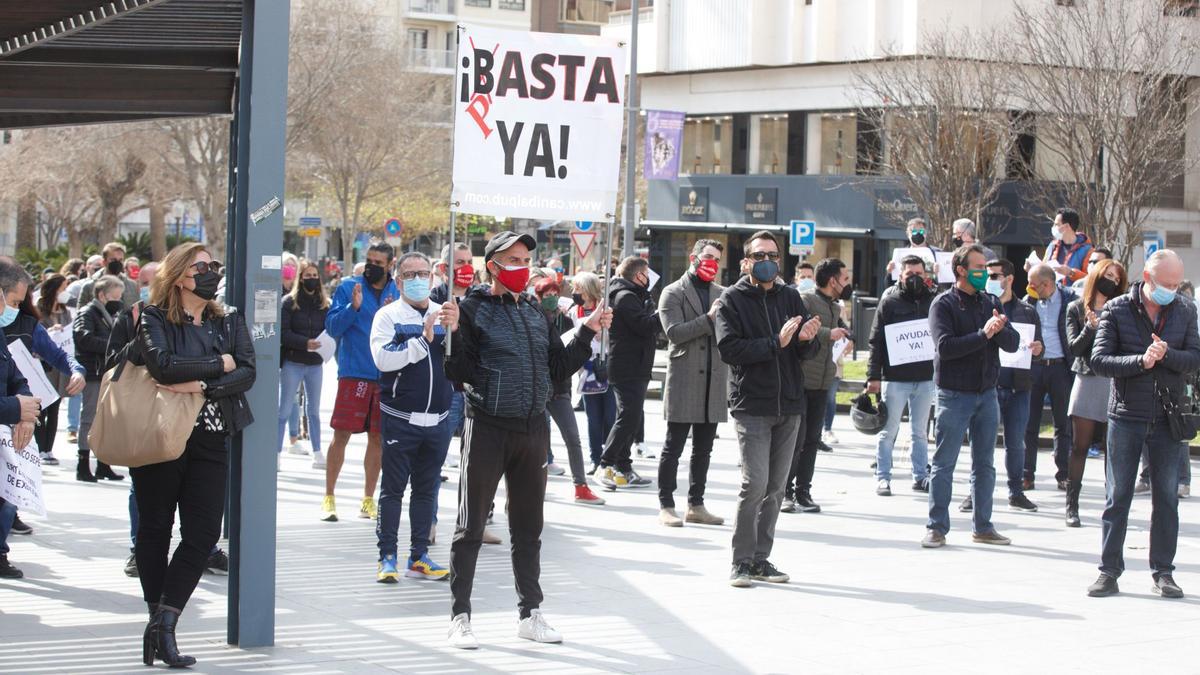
[104,300,123,315]
[572,292,584,307]
[107,259,124,276]
[1094,277,1120,299]
[363,263,387,285]
[902,275,927,297]
[191,271,220,301]
[302,278,321,293]
[910,232,926,246]
[952,237,964,249]
[837,281,853,301]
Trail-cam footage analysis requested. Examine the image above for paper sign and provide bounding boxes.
[883,318,934,366]
[48,325,73,356]
[999,322,1036,370]
[831,336,851,363]
[647,268,660,291]
[890,247,936,280]
[1025,251,1041,268]
[8,340,58,408]
[934,251,955,284]
[0,427,43,516]
[313,330,337,363]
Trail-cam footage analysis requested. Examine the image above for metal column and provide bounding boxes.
[225,0,290,648]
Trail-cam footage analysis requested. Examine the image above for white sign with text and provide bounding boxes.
[883,318,935,366]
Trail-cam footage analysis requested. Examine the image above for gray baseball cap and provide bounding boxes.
[484,231,537,262]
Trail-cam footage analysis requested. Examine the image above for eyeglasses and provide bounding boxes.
[987,273,1004,280]
[190,261,211,275]
[748,251,781,262]
[399,270,432,281]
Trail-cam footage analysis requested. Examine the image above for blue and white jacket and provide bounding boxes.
[370,298,453,425]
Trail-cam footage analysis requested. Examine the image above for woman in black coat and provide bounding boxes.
[129,243,255,668]
[278,259,329,466]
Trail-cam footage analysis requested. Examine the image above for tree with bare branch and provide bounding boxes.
[160,117,231,261]
[1004,1,1200,267]
[853,28,1028,247]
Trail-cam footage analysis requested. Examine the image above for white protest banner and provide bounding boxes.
[890,247,937,280]
[831,336,850,364]
[8,340,59,408]
[0,428,44,516]
[883,318,934,366]
[999,322,1036,370]
[934,251,955,284]
[48,325,73,356]
[451,26,626,222]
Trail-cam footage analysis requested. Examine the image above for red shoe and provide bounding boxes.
[574,484,606,505]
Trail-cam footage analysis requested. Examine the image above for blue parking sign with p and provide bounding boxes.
[790,220,815,247]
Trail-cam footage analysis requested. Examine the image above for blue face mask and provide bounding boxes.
[751,260,779,283]
[796,278,816,293]
[985,279,1004,298]
[140,287,151,303]
[1149,280,1177,306]
[0,305,18,328]
[403,277,431,303]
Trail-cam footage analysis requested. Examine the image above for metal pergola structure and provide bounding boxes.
[0,0,288,648]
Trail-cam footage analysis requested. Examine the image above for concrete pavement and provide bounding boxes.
[1,360,1198,673]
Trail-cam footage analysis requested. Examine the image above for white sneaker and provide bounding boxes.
[288,442,309,456]
[517,609,562,644]
[446,455,460,469]
[448,613,478,650]
[822,430,839,444]
[311,452,326,470]
[546,463,566,476]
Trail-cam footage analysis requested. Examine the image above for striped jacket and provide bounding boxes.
[369,298,453,423]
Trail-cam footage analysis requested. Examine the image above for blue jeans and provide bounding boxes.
[927,388,1000,536]
[1024,360,1074,482]
[823,378,839,431]
[67,393,80,432]
[0,499,15,556]
[278,360,323,453]
[377,414,451,561]
[875,380,934,482]
[583,388,617,467]
[447,391,465,438]
[997,387,1031,498]
[1101,417,1183,578]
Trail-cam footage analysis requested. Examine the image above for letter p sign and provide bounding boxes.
[790,220,816,247]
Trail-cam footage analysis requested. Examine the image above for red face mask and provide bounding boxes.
[694,258,719,283]
[127,264,141,280]
[453,263,475,288]
[491,261,530,293]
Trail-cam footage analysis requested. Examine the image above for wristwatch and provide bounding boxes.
[199,381,208,392]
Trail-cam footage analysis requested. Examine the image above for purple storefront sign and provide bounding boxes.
[645,110,685,181]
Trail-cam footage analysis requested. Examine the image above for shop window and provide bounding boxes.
[749,114,788,175]
[819,113,857,176]
[465,0,490,7]
[682,116,734,175]
[500,0,525,9]
[562,0,612,23]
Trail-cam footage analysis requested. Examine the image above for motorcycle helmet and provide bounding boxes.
[850,392,888,435]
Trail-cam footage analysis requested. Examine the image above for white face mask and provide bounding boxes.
[56,291,70,305]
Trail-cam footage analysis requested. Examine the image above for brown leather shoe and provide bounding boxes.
[921,530,946,548]
[685,505,724,526]
[972,530,1011,546]
[1022,478,1035,492]
[658,508,683,527]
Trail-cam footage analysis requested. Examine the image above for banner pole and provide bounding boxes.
[445,24,465,357]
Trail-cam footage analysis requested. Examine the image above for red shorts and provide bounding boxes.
[330,378,382,434]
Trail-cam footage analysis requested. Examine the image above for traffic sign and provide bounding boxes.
[790,220,816,247]
[574,220,594,232]
[385,218,402,236]
[299,216,322,228]
[299,228,322,237]
[1144,231,1163,261]
[571,231,598,259]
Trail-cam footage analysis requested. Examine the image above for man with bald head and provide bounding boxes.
[1087,250,1200,599]
[1022,263,1077,491]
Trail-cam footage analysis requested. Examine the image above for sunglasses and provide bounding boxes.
[190,261,212,275]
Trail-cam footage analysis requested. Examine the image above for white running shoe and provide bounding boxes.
[311,452,326,470]
[448,613,478,650]
[517,609,562,644]
[546,463,566,476]
[288,442,309,456]
[822,430,839,444]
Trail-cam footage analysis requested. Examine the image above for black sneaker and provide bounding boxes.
[729,562,753,588]
[9,514,32,535]
[1153,573,1184,599]
[1009,494,1039,512]
[912,477,930,493]
[780,496,797,513]
[795,492,821,513]
[124,554,139,578]
[816,441,833,453]
[1087,573,1119,597]
[0,554,23,579]
[205,548,229,575]
[959,495,973,512]
[750,560,789,583]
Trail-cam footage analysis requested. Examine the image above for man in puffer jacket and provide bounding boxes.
[443,231,611,650]
[1086,250,1200,600]
[715,230,820,589]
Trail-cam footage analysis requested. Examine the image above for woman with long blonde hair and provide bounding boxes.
[279,258,330,466]
[1063,258,1127,527]
[130,242,256,668]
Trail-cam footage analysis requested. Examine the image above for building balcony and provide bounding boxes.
[405,47,455,73]
[404,0,456,22]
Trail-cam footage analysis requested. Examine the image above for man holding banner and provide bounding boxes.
[866,255,936,497]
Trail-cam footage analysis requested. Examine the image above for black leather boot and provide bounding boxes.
[95,462,124,481]
[145,606,196,668]
[1066,480,1082,528]
[76,451,96,483]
